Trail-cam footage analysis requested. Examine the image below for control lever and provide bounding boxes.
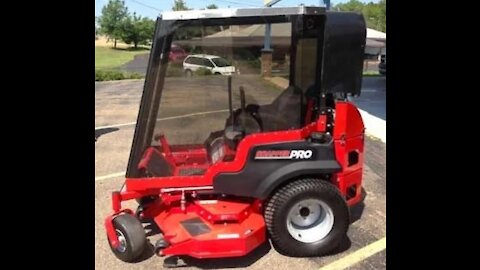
[154,133,172,156]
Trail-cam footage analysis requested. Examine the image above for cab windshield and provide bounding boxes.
[126,14,321,178]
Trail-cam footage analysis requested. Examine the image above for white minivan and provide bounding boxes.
[183,54,236,76]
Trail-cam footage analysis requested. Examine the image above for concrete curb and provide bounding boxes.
[359,109,386,143]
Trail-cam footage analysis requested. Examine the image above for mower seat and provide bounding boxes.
[257,86,303,131]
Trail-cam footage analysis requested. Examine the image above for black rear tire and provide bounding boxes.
[108,214,146,262]
[185,69,193,77]
[264,178,349,257]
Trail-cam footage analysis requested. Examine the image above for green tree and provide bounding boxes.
[334,0,386,33]
[172,1,202,40]
[98,0,128,48]
[335,0,364,12]
[120,13,155,48]
[206,4,218,9]
[172,0,189,11]
[376,0,386,32]
[95,16,98,40]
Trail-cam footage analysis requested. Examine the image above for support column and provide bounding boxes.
[261,49,273,77]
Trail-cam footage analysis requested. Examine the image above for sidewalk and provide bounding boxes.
[358,109,386,143]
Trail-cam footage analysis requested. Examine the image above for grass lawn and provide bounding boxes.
[363,70,382,76]
[95,46,149,70]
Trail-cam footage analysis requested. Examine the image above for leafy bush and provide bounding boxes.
[166,63,184,77]
[127,72,144,79]
[194,67,212,76]
[247,58,261,69]
[167,68,184,77]
[95,70,144,81]
[95,70,124,81]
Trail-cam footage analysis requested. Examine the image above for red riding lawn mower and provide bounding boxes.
[105,6,366,267]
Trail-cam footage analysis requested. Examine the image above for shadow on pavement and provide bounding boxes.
[325,235,352,256]
[306,235,352,265]
[181,241,272,269]
[350,202,366,224]
[350,188,367,224]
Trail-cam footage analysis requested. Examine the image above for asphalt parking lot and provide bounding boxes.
[352,76,386,120]
[95,76,386,269]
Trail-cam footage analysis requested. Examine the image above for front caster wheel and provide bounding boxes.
[108,214,146,262]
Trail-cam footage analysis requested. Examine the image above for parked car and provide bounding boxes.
[378,52,386,75]
[169,44,187,62]
[183,54,236,76]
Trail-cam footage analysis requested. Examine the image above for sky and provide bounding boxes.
[95,0,379,19]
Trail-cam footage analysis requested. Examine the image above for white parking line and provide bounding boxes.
[319,237,386,270]
[95,172,125,181]
[95,109,230,130]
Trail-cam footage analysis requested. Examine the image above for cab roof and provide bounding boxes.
[161,6,326,21]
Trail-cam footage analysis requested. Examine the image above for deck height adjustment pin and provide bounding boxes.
[181,190,186,212]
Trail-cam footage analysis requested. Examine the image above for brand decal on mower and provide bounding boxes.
[217,233,240,239]
[254,150,313,160]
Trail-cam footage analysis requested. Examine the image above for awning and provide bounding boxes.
[366,38,385,48]
[366,28,386,40]
[175,24,385,48]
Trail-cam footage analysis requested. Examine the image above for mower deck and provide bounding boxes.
[150,199,266,258]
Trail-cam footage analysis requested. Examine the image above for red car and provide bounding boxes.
[169,45,187,62]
